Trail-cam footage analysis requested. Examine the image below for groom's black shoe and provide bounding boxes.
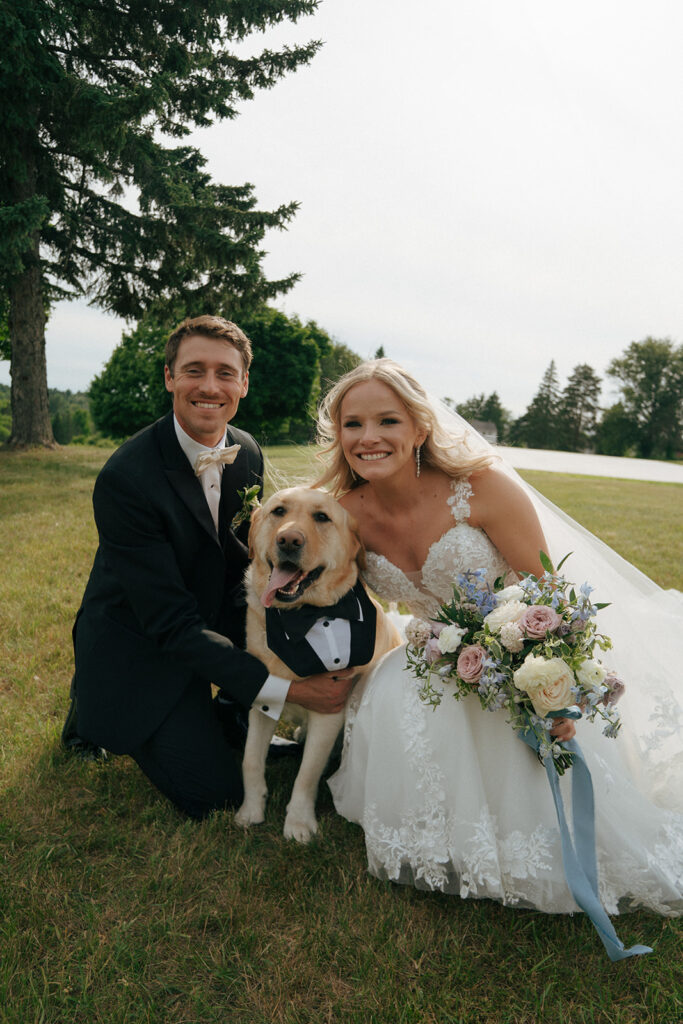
[61,685,107,761]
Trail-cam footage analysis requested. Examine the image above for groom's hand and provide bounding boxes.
[288,670,355,714]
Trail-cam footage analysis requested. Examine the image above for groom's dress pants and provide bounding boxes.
[130,680,243,820]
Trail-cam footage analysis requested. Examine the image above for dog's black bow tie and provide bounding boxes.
[266,582,365,641]
[264,580,377,677]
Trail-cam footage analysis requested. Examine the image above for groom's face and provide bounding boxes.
[165,333,249,447]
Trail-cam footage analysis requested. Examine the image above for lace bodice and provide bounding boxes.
[362,478,510,619]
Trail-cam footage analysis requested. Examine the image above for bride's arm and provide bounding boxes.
[468,467,548,577]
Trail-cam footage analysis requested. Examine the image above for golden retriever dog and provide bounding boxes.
[235,487,401,843]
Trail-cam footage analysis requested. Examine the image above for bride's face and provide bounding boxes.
[339,380,426,481]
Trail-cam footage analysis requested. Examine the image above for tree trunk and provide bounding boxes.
[4,124,54,449]
[7,246,54,447]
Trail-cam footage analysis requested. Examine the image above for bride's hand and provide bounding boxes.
[550,717,576,742]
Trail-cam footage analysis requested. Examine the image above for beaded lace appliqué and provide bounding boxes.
[362,478,509,615]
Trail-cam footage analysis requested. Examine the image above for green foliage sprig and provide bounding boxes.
[232,484,261,529]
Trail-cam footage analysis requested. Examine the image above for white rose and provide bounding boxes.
[513,655,575,717]
[575,659,607,690]
[495,584,526,604]
[484,600,527,633]
[437,623,467,654]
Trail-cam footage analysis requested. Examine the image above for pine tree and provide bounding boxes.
[455,392,510,443]
[555,363,602,452]
[516,361,560,449]
[1,0,320,446]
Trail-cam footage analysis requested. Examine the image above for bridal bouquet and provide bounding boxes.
[406,553,625,774]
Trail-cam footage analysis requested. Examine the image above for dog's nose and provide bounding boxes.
[277,527,306,555]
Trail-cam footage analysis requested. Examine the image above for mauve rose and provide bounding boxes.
[603,672,626,706]
[424,637,442,664]
[456,644,486,682]
[520,605,562,638]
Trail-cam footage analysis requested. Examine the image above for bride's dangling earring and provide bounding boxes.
[415,445,421,478]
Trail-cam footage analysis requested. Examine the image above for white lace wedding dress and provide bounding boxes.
[328,479,683,916]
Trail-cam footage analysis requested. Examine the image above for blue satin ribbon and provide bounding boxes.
[518,723,652,961]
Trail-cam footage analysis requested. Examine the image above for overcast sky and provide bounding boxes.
[2,0,682,415]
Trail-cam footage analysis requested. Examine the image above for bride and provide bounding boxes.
[314,359,683,923]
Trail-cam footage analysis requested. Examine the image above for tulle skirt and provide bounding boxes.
[328,644,683,916]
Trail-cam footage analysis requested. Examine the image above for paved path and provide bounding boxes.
[495,447,683,484]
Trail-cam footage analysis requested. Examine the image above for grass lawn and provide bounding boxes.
[0,445,681,1024]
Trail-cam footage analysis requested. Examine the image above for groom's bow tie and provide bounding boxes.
[194,444,241,476]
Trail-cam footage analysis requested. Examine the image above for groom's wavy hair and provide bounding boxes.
[165,316,253,376]
[314,359,494,495]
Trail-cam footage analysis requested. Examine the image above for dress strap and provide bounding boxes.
[447,477,473,523]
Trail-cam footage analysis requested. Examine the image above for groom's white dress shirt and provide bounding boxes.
[173,416,290,721]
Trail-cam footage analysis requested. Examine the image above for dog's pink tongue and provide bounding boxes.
[261,566,301,608]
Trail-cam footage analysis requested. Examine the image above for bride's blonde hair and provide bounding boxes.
[315,359,494,495]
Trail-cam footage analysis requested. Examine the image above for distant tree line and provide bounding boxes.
[6,331,680,460]
[449,338,683,460]
[0,382,93,445]
[2,305,361,446]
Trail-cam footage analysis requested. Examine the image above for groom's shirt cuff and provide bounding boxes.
[252,674,291,720]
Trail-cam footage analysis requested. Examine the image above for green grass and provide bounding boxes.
[0,445,681,1024]
[518,470,683,591]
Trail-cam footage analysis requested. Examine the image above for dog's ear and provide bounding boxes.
[347,510,367,570]
[248,505,264,559]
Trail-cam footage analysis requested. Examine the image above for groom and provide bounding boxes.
[64,315,353,818]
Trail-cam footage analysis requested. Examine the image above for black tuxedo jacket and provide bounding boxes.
[72,411,268,753]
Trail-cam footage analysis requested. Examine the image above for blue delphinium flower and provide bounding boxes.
[477,591,498,617]
[539,738,554,760]
[520,576,542,601]
[575,582,598,618]
[488,690,508,712]
[456,569,497,616]
[477,655,507,709]
[456,569,487,595]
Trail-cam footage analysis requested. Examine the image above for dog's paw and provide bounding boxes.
[283,808,318,844]
[235,801,265,828]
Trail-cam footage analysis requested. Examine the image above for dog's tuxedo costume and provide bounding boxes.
[264,581,378,678]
